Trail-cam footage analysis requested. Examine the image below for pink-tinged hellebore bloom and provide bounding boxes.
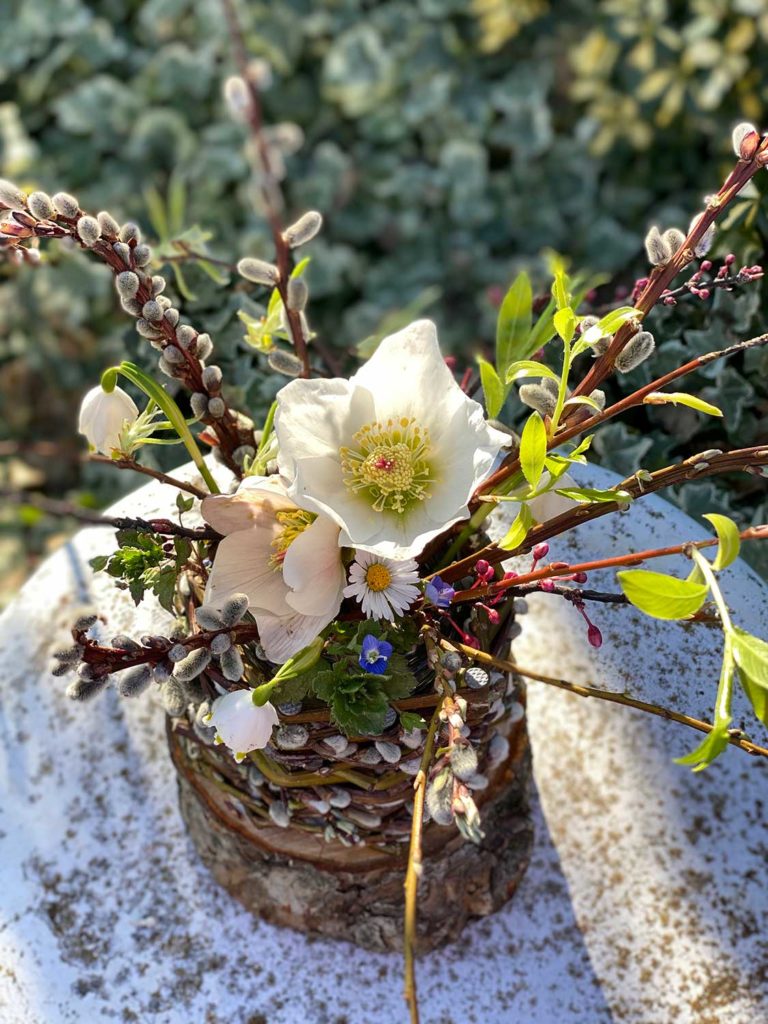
[201,475,346,664]
[274,319,508,560]
[78,384,139,456]
[206,689,279,761]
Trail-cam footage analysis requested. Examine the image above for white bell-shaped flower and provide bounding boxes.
[78,384,139,456]
[206,689,279,760]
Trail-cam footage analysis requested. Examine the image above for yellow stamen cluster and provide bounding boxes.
[364,563,393,592]
[269,508,317,570]
[340,417,432,514]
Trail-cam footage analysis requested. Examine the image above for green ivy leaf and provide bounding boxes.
[703,513,741,570]
[478,356,506,419]
[617,570,709,620]
[519,412,547,488]
[495,271,532,375]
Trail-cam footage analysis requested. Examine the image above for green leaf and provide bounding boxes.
[89,555,109,572]
[643,392,723,417]
[553,307,577,344]
[594,306,641,335]
[556,486,632,504]
[525,298,556,355]
[674,721,732,772]
[495,272,532,374]
[563,394,603,412]
[737,637,768,727]
[399,711,427,732]
[478,356,506,419]
[499,503,533,551]
[703,513,741,571]
[519,412,547,489]
[176,493,195,513]
[505,359,560,385]
[550,258,571,310]
[617,570,709,620]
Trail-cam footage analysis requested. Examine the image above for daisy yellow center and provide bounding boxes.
[365,563,392,592]
[340,417,432,515]
[269,508,317,570]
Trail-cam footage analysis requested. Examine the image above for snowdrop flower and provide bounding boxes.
[78,384,139,456]
[344,552,420,621]
[359,635,393,675]
[205,689,279,761]
[274,320,508,559]
[202,475,346,664]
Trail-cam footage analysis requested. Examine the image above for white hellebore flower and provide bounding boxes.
[202,475,346,664]
[344,552,420,621]
[275,320,508,559]
[206,689,279,761]
[78,384,139,456]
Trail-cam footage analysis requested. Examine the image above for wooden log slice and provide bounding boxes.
[168,712,533,953]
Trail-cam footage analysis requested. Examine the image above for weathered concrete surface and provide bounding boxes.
[0,462,766,1023]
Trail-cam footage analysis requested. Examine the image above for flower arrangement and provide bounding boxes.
[4,18,768,1020]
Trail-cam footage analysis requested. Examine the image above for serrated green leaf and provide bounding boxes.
[644,391,723,417]
[617,570,709,620]
[89,554,109,572]
[496,272,532,374]
[505,359,560,384]
[703,513,741,571]
[478,356,506,419]
[499,503,533,551]
[519,412,547,488]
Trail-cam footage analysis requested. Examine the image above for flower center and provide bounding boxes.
[365,563,393,592]
[340,418,432,514]
[269,508,317,570]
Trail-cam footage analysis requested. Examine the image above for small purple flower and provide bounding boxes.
[425,575,455,609]
[359,634,393,675]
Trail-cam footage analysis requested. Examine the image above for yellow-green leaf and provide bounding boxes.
[553,307,577,344]
[496,272,533,374]
[703,513,741,571]
[499,503,533,551]
[505,360,560,384]
[617,570,709,620]
[643,392,723,417]
[519,412,547,489]
[478,356,506,419]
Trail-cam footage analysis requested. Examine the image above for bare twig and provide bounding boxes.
[454,645,768,761]
[87,454,209,499]
[440,446,768,584]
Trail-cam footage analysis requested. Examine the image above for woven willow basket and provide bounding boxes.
[166,614,533,953]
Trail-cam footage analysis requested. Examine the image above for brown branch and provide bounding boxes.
[454,645,768,761]
[1,488,221,540]
[440,445,768,584]
[451,523,768,603]
[569,139,768,404]
[219,0,344,380]
[87,454,209,499]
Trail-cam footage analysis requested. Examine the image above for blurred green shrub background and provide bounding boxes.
[1,0,767,602]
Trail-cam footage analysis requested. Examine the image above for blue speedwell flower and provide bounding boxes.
[424,575,455,608]
[359,634,393,674]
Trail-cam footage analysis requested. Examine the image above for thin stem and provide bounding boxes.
[88,454,208,499]
[437,446,768,584]
[454,645,768,761]
[451,524,768,603]
[1,489,221,539]
[403,693,443,1024]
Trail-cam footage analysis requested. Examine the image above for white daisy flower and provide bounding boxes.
[344,552,420,621]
